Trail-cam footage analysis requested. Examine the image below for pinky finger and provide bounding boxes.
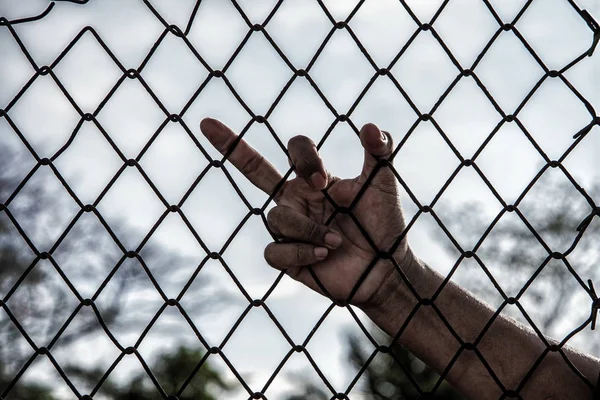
[264,242,328,274]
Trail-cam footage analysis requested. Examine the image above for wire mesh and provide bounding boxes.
[1,0,600,399]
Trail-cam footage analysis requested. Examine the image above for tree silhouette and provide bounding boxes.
[435,175,600,354]
[284,326,463,400]
[0,141,229,398]
[65,346,233,399]
[345,329,463,399]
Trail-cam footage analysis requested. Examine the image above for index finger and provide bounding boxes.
[200,118,283,196]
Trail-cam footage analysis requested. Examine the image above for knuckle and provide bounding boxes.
[216,135,231,151]
[239,152,264,175]
[303,221,321,243]
[296,245,312,265]
[266,206,280,227]
[215,130,237,153]
[286,266,302,279]
[272,182,287,203]
[266,206,285,235]
[213,136,230,153]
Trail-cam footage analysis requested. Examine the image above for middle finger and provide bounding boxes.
[287,135,328,191]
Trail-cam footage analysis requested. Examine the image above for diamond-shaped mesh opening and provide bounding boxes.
[267,77,334,146]
[4,258,80,346]
[221,215,280,299]
[50,306,124,395]
[141,31,210,113]
[518,77,593,159]
[7,74,81,158]
[92,255,166,347]
[1,1,599,399]
[178,258,249,347]
[349,75,416,143]
[475,121,547,204]
[7,166,81,251]
[50,211,123,299]
[394,121,460,204]
[94,76,168,159]
[433,76,502,158]
[390,30,459,112]
[0,28,36,108]
[186,0,249,69]
[221,305,294,391]
[52,121,124,204]
[95,166,167,250]
[517,0,593,70]
[434,0,499,68]
[51,30,124,114]
[309,29,377,112]
[137,212,208,299]
[349,0,415,66]
[434,167,504,251]
[475,28,546,113]
[4,355,74,400]
[138,121,209,205]
[266,0,332,68]
[180,167,251,251]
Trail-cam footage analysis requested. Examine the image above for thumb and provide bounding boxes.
[358,123,395,185]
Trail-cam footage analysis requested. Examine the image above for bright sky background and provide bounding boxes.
[1,0,600,399]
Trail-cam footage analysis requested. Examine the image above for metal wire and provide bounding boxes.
[1,0,599,399]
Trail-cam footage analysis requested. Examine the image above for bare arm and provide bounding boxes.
[365,254,600,399]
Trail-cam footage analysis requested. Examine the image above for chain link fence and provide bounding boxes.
[1,0,600,399]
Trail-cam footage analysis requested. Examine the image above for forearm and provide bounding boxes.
[362,256,600,399]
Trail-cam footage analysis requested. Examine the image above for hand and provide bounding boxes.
[200,118,418,309]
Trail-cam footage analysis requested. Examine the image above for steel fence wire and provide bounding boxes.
[1,0,600,399]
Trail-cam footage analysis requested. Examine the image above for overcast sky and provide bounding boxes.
[1,0,600,399]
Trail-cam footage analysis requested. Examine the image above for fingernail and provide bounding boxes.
[314,247,328,259]
[325,232,342,248]
[380,130,387,141]
[310,172,327,190]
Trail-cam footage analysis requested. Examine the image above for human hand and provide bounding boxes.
[200,118,420,309]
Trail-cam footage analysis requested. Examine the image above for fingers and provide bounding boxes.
[200,118,283,196]
[264,242,328,272]
[359,123,395,185]
[264,205,342,274]
[287,136,328,190]
[267,205,342,249]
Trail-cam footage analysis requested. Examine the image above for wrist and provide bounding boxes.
[360,248,433,338]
